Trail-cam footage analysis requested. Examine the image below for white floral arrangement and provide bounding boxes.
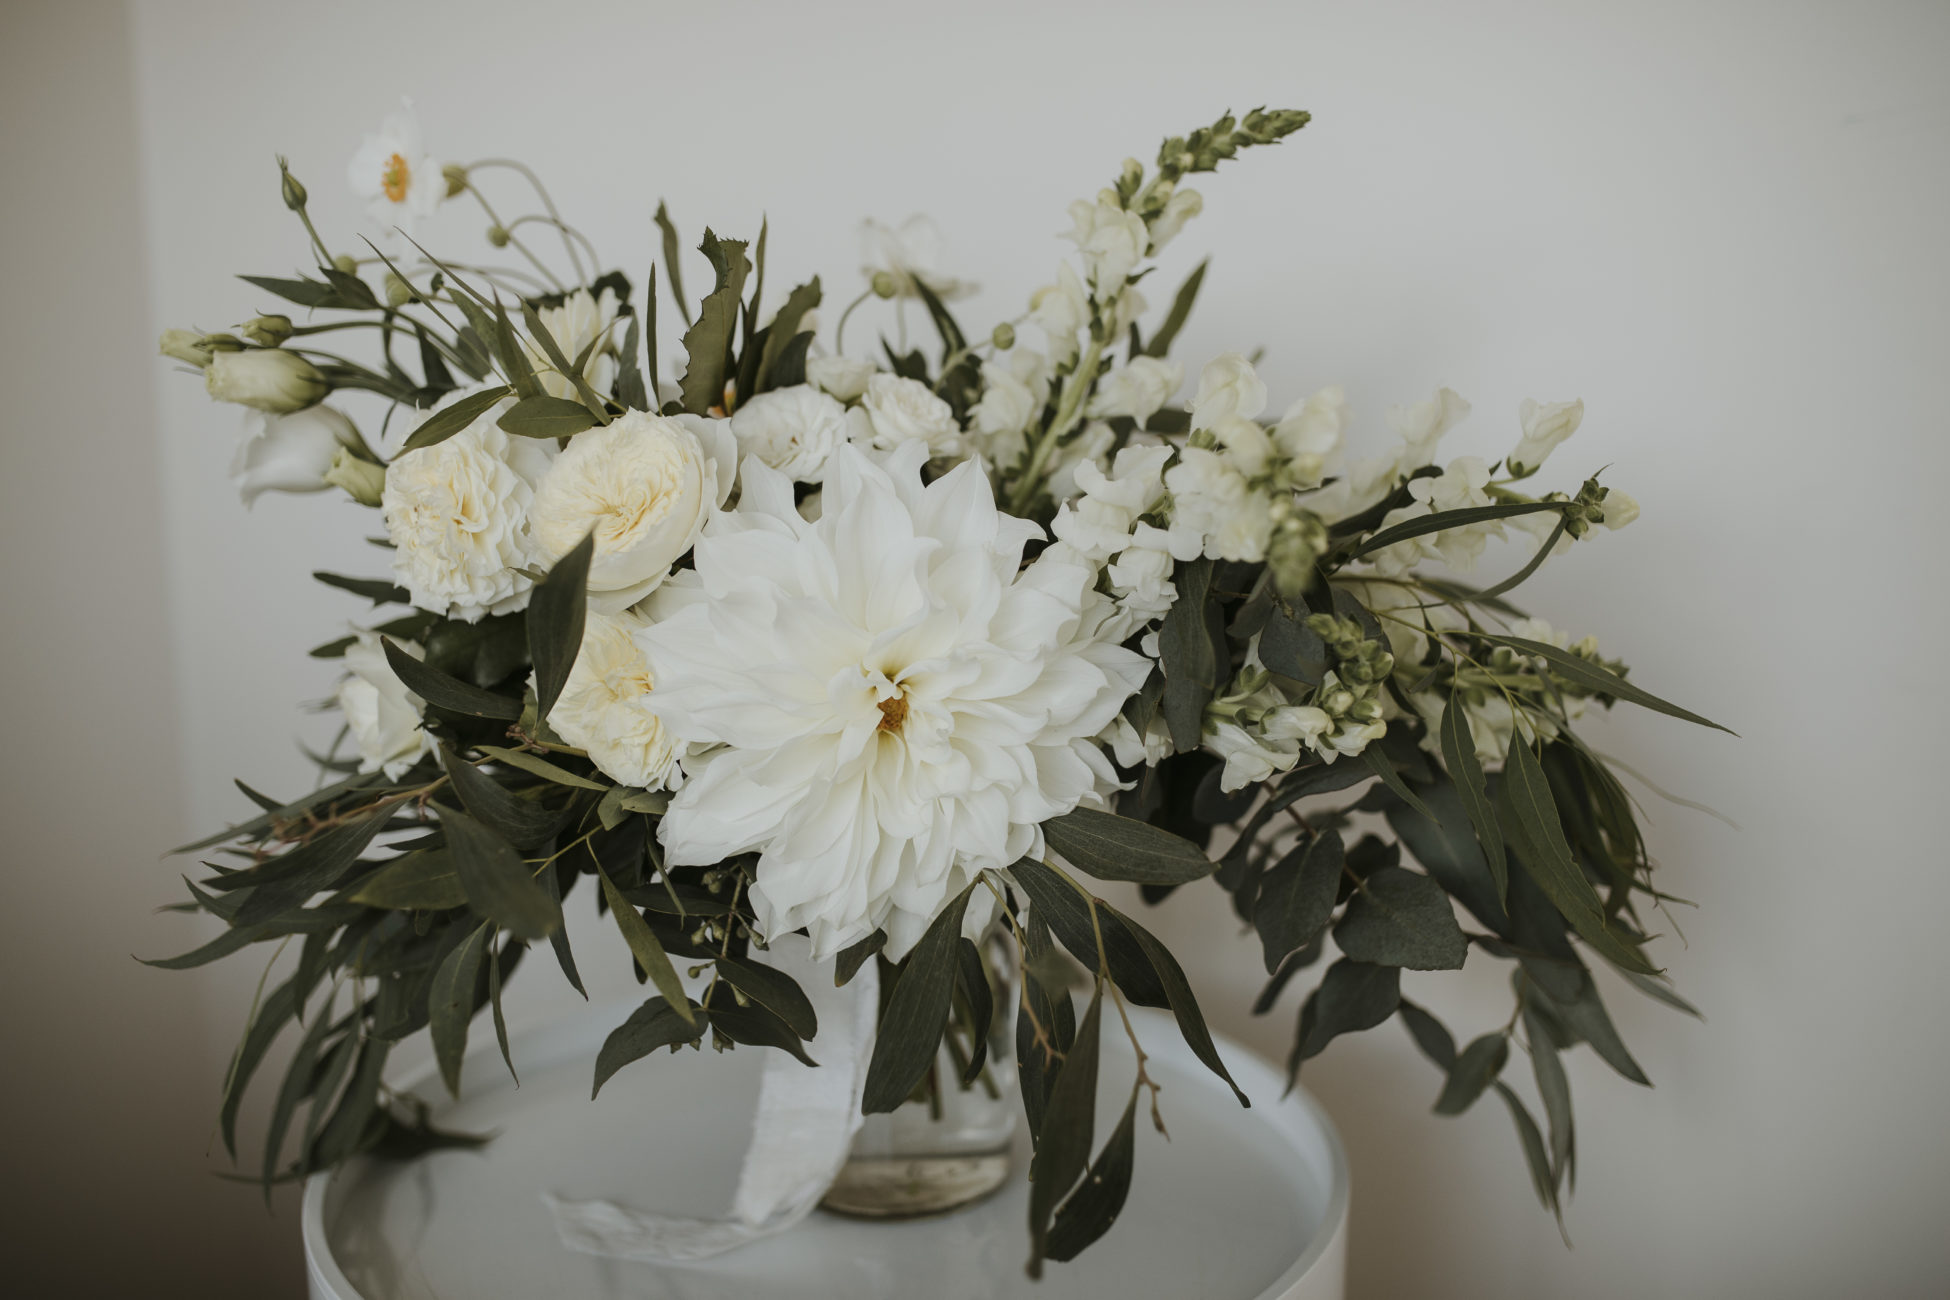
[154,104,1727,1275]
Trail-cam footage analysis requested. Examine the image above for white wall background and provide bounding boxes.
[5,0,1946,1294]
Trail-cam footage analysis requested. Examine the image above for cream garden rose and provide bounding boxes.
[546,609,683,790]
[729,384,850,481]
[855,374,962,458]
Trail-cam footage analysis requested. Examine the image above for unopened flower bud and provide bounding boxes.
[205,348,328,413]
[441,163,469,198]
[486,225,511,248]
[196,332,246,354]
[991,322,1016,350]
[332,254,358,274]
[240,314,293,347]
[159,328,213,368]
[278,158,307,210]
[323,446,386,507]
[384,272,414,308]
[871,270,899,299]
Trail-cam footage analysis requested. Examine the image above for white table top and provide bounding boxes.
[306,1002,1348,1300]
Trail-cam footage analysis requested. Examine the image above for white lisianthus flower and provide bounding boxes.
[1273,386,1348,487]
[205,349,328,414]
[522,288,619,402]
[1065,192,1149,292]
[637,443,1149,960]
[347,103,444,237]
[729,384,850,481]
[1147,187,1204,252]
[382,391,552,622]
[861,215,974,300]
[546,609,684,790]
[1506,398,1583,476]
[1087,357,1183,423]
[806,354,875,403]
[230,405,360,507]
[1191,354,1268,430]
[528,410,734,613]
[857,374,962,458]
[1390,387,1472,470]
[338,633,431,779]
[1029,263,1090,363]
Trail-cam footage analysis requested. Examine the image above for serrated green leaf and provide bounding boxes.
[595,864,693,1025]
[1334,866,1469,971]
[678,232,748,414]
[593,995,704,1097]
[440,806,562,941]
[529,532,594,722]
[862,882,977,1113]
[430,924,490,1097]
[1041,807,1215,885]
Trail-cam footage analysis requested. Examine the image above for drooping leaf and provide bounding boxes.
[1027,983,1102,1278]
[1481,635,1735,735]
[312,571,409,606]
[1044,1084,1139,1263]
[705,985,817,1066]
[441,747,567,848]
[1041,807,1215,885]
[1382,773,1510,934]
[497,394,598,439]
[1433,1031,1509,1115]
[1398,999,1458,1069]
[1493,1081,1559,1215]
[1438,695,1506,900]
[1158,557,1219,751]
[382,639,522,720]
[835,931,886,987]
[430,923,490,1097]
[653,202,692,327]
[488,933,517,1084]
[862,883,977,1113]
[714,955,818,1041]
[1349,502,1566,559]
[954,937,995,1086]
[218,974,300,1158]
[1142,259,1207,358]
[261,995,336,1196]
[1010,859,1167,1007]
[399,385,512,452]
[1333,866,1469,971]
[528,531,594,722]
[230,811,391,927]
[350,848,466,910]
[595,865,694,1026]
[1524,1005,1575,1183]
[1254,829,1343,974]
[1106,900,1249,1106]
[1288,959,1401,1085]
[1016,911,1077,1141]
[440,806,562,941]
[593,995,704,1098]
[1528,968,1651,1086]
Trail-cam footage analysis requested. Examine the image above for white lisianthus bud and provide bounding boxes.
[805,354,875,402]
[239,315,294,347]
[324,445,387,507]
[1507,398,1585,476]
[528,410,729,612]
[160,328,213,368]
[1599,488,1639,530]
[545,609,684,790]
[1191,353,1267,430]
[230,405,360,507]
[338,633,431,779]
[1087,356,1183,423]
[1148,188,1204,252]
[1064,194,1149,292]
[857,374,963,457]
[730,384,850,481]
[205,349,328,413]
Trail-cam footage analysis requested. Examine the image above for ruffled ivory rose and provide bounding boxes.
[338,633,430,778]
[638,443,1149,960]
[856,374,962,457]
[382,390,551,622]
[231,405,360,507]
[522,288,619,402]
[205,349,328,414]
[729,384,849,481]
[528,410,735,612]
[546,609,683,790]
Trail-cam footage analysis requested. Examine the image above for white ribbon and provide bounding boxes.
[544,935,879,1262]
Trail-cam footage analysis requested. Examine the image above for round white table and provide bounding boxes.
[304,1004,1348,1299]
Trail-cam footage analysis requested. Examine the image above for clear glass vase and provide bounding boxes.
[820,936,1017,1218]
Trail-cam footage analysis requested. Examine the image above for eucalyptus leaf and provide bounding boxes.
[382,639,522,720]
[1254,829,1343,974]
[441,746,567,848]
[1433,1032,1509,1115]
[1044,1084,1139,1263]
[592,996,703,1098]
[1027,983,1102,1278]
[529,531,594,722]
[400,385,512,452]
[1333,866,1469,971]
[1439,696,1505,900]
[350,849,465,910]
[714,955,818,1041]
[498,395,598,439]
[1258,606,1330,686]
[430,924,490,1097]
[1041,807,1214,885]
[1288,959,1401,1086]
[440,806,562,941]
[596,865,694,1025]
[863,882,977,1113]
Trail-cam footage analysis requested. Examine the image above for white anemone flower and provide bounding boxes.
[860,215,974,300]
[637,443,1149,960]
[347,102,444,237]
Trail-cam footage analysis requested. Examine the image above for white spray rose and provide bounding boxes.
[205,349,327,414]
[528,411,729,613]
[1087,356,1183,422]
[347,102,444,237]
[230,405,360,507]
[522,288,618,402]
[805,354,875,402]
[546,609,683,790]
[729,384,850,481]
[1065,192,1149,292]
[1191,353,1268,429]
[857,374,962,457]
[1148,187,1204,252]
[382,392,551,622]
[338,634,430,779]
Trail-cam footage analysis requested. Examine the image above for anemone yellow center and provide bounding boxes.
[382,153,410,203]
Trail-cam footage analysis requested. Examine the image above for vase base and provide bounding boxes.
[818,1153,1013,1219]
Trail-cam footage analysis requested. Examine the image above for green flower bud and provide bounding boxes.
[159,328,212,368]
[991,322,1016,350]
[195,332,246,354]
[332,254,358,274]
[441,163,469,198]
[871,270,899,299]
[278,157,307,210]
[486,225,511,248]
[205,348,328,413]
[323,446,386,507]
[239,314,293,347]
[384,272,414,308]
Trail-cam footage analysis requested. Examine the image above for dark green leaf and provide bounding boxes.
[909,274,966,358]
[539,860,585,998]
[1382,773,1510,934]
[954,938,995,1086]
[309,1036,390,1168]
[678,231,748,414]
[715,955,818,1041]
[1044,1084,1139,1263]
[320,266,380,310]
[616,308,649,411]
[1619,968,1702,1018]
[1010,859,1166,1007]
[1106,901,1249,1106]
[1042,807,1215,885]
[1254,829,1343,974]
[1398,999,1458,1069]
[1158,557,1218,751]
[488,934,517,1084]
[653,202,692,327]
[1438,696,1506,900]
[1493,1081,1559,1214]
[706,988,817,1066]
[400,385,512,452]
[1434,1032,1509,1115]
[521,301,608,416]
[430,923,490,1097]
[1360,744,1436,823]
[1289,959,1401,1085]
[765,330,812,389]
[382,638,522,720]
[441,806,562,941]
[593,996,704,1098]
[441,747,566,848]
[1027,983,1102,1278]
[218,974,300,1157]
[529,531,594,722]
[350,848,466,910]
[497,394,598,439]
[1349,502,1566,559]
[263,999,335,1193]
[476,744,605,791]
[1524,1005,1574,1182]
[758,278,822,390]
[1530,970,1650,1086]
[490,297,542,399]
[1334,866,1469,971]
[1142,259,1207,358]
[239,273,338,308]
[309,634,356,659]
[1016,911,1077,1141]
[1258,606,1329,686]
[1481,635,1735,735]
[231,811,391,927]
[863,883,977,1113]
[312,571,408,605]
[596,864,693,1025]
[835,931,885,987]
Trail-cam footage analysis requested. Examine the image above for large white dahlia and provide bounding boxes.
[636,443,1149,960]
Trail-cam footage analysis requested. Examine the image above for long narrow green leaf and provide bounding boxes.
[1438,696,1506,900]
[382,639,522,720]
[862,882,977,1113]
[1142,259,1207,359]
[1043,1084,1139,1263]
[400,385,513,453]
[1042,807,1214,885]
[653,202,691,327]
[1482,635,1735,735]
[1349,502,1565,559]
[521,301,608,417]
[529,532,595,721]
[430,923,490,1097]
[1027,983,1102,1278]
[595,865,694,1025]
[440,806,563,941]
[497,395,597,439]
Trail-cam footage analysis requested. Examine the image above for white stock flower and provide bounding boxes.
[1405,456,1497,570]
[547,609,683,790]
[1105,710,1172,769]
[1273,386,1348,487]
[338,634,430,779]
[522,288,619,402]
[230,405,360,507]
[806,354,875,402]
[857,374,963,457]
[637,443,1149,960]
[861,215,974,299]
[528,411,731,613]
[1165,447,1271,563]
[347,102,444,237]
[1087,356,1182,422]
[1065,192,1148,292]
[1030,263,1090,362]
[1105,521,1178,622]
[1507,398,1583,475]
[730,384,850,481]
[382,391,551,622]
[1148,188,1204,252]
[1046,420,1117,505]
[1600,488,1639,530]
[1191,354,1267,429]
[1390,387,1471,469]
